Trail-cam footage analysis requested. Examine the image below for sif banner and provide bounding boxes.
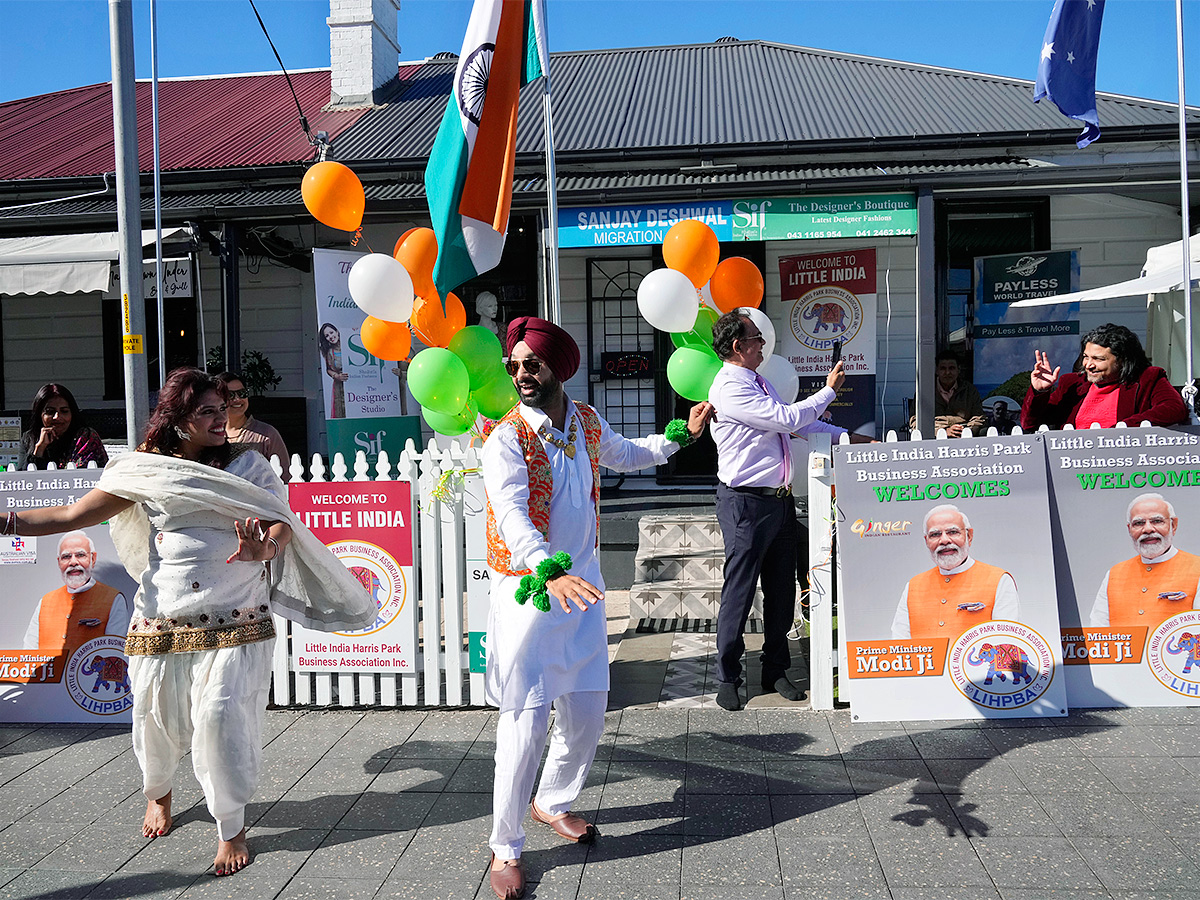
[289,480,417,673]
[834,434,1067,722]
[1045,425,1200,707]
[0,471,138,723]
[779,249,876,434]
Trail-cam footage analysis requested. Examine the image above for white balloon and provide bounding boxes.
[637,268,700,333]
[699,281,719,313]
[758,354,799,403]
[348,253,415,323]
[736,306,775,361]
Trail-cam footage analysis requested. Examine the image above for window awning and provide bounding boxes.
[0,227,189,297]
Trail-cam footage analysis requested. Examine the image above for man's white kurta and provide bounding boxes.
[483,399,676,713]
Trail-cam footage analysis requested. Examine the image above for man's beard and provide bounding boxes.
[519,374,562,410]
[1137,532,1173,560]
[932,544,968,571]
[63,567,91,590]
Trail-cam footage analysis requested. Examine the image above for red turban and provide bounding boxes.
[505,317,580,382]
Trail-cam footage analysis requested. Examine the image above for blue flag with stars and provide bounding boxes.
[1034,0,1106,148]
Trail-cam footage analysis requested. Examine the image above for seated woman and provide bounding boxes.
[215,371,288,465]
[18,383,108,469]
[2,368,373,876]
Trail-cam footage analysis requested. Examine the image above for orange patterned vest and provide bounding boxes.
[1107,550,1200,628]
[906,561,1007,639]
[37,583,119,653]
[485,403,602,576]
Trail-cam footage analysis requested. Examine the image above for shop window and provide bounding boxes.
[936,200,1050,379]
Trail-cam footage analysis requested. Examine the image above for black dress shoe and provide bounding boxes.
[764,675,805,701]
[716,682,743,710]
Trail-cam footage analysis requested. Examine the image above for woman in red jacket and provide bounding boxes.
[1021,323,1189,430]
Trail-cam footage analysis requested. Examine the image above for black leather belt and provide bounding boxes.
[724,483,792,498]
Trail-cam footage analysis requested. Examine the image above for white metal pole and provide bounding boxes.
[541,64,561,324]
[1176,0,1196,417]
[150,0,166,386]
[109,0,149,447]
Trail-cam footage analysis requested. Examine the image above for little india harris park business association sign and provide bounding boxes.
[557,195,918,248]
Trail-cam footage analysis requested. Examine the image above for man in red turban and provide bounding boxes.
[482,315,712,899]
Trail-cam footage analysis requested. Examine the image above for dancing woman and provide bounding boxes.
[1,368,372,875]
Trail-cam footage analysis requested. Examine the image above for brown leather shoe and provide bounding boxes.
[530,800,598,844]
[489,854,525,900]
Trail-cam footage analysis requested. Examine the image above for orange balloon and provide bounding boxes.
[662,219,720,289]
[410,292,446,348]
[300,161,364,232]
[393,228,439,298]
[360,316,412,362]
[445,292,466,335]
[709,257,765,313]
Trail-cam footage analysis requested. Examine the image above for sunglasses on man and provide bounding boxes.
[227,388,250,399]
[505,358,545,377]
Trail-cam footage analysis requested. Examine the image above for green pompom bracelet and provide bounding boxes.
[665,418,694,447]
[514,551,573,612]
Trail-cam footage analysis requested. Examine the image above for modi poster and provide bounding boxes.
[289,480,417,672]
[779,249,876,435]
[0,471,138,723]
[834,434,1067,721]
[1045,425,1200,707]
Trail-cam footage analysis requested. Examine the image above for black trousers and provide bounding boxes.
[714,483,798,686]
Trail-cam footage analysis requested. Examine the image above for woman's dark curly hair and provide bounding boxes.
[1074,323,1151,385]
[141,368,231,466]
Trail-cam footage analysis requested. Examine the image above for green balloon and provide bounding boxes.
[670,329,707,350]
[473,366,519,420]
[667,347,722,401]
[408,347,470,416]
[694,306,719,343]
[448,325,504,390]
[423,397,479,436]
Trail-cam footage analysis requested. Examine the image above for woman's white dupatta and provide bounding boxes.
[97,452,376,633]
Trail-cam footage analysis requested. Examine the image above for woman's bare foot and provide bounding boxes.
[142,791,172,838]
[214,829,250,876]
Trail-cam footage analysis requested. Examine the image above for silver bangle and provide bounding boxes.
[267,537,280,560]
[2,511,14,536]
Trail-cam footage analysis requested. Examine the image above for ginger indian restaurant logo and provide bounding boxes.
[849,517,912,539]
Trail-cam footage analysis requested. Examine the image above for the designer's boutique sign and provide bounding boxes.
[834,434,1067,722]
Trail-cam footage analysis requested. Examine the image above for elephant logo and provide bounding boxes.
[65,636,133,717]
[802,302,848,335]
[326,540,407,640]
[948,623,1057,712]
[1148,612,1200,696]
[1165,632,1200,674]
[788,285,864,352]
[966,642,1035,686]
[79,654,130,693]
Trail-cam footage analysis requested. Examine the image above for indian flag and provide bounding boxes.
[425,0,548,297]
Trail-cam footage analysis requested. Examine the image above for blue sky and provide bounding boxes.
[3,0,1198,107]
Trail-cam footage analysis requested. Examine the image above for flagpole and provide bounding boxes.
[1176,0,1196,419]
[541,54,561,324]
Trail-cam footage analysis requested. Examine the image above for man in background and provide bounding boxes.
[910,350,987,437]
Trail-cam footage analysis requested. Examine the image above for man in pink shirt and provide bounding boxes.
[707,311,867,710]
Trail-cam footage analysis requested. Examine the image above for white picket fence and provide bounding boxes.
[268,440,490,709]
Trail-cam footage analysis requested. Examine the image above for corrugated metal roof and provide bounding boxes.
[1,39,1192,187]
[338,40,1195,162]
[0,157,1039,222]
[0,70,370,180]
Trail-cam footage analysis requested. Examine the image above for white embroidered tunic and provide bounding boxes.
[482,399,678,712]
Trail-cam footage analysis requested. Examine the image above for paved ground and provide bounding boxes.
[5,610,1200,899]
